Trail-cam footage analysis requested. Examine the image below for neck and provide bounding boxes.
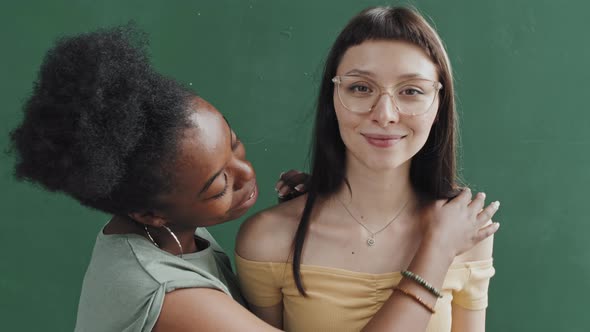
[108,215,199,255]
[335,155,417,225]
[146,224,199,256]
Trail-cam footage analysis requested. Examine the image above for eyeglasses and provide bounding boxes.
[332,75,443,116]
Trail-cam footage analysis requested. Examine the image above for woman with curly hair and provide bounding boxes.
[10,19,497,332]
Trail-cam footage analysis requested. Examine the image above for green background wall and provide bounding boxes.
[1,0,588,331]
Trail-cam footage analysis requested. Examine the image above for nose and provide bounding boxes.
[370,92,400,127]
[231,157,255,191]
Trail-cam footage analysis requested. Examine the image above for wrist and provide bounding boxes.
[402,236,455,291]
[418,234,456,266]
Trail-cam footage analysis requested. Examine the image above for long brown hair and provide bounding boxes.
[293,6,460,295]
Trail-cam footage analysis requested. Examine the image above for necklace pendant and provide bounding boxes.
[367,237,375,246]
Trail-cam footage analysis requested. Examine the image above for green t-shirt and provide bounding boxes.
[74,227,244,332]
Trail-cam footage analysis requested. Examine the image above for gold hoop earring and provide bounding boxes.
[144,225,183,258]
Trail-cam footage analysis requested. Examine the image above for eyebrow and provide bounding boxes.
[198,117,234,196]
[343,69,428,80]
[199,169,224,196]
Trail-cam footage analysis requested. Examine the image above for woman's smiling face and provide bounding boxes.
[155,97,258,227]
[333,40,441,171]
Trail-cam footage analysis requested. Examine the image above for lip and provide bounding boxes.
[362,133,406,148]
[233,182,258,211]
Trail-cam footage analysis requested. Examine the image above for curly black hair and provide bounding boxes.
[10,24,193,215]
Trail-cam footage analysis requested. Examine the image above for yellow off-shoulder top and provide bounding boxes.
[236,254,494,332]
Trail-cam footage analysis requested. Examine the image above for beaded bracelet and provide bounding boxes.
[401,270,443,298]
[394,287,436,314]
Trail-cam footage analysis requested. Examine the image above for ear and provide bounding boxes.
[128,211,167,228]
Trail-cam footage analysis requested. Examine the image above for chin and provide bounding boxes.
[227,209,249,221]
[228,201,258,221]
[199,210,250,228]
[363,157,409,172]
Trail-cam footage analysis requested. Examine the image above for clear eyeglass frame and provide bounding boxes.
[332,75,443,116]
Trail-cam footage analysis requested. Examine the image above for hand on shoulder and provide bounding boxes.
[420,189,499,262]
[455,222,495,263]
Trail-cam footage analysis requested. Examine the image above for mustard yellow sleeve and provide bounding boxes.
[235,253,284,307]
[452,259,495,310]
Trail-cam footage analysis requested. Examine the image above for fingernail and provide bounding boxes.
[480,192,486,198]
[493,201,500,209]
[494,222,500,229]
[295,184,305,192]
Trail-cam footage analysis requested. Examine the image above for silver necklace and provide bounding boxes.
[336,196,408,247]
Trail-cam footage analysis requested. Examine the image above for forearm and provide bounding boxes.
[249,303,283,329]
[451,306,486,332]
[362,239,455,332]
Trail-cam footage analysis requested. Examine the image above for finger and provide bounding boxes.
[277,192,290,203]
[278,183,302,196]
[447,187,472,205]
[275,169,298,190]
[435,199,447,208]
[475,201,500,227]
[274,180,285,192]
[468,192,486,211]
[280,170,302,182]
[473,222,500,243]
[277,190,303,203]
[282,172,308,189]
[278,185,291,197]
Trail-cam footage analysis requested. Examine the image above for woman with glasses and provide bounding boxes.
[236,6,500,332]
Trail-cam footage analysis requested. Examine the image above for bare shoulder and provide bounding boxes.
[236,194,308,262]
